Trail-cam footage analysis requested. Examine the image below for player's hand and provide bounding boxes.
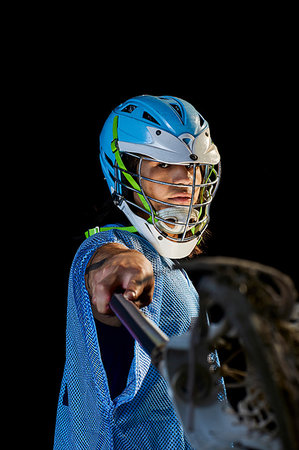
[85,244,154,318]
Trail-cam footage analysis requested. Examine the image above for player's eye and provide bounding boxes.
[158,163,169,169]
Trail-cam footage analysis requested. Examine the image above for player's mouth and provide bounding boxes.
[168,194,192,205]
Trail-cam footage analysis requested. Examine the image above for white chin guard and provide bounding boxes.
[156,207,200,234]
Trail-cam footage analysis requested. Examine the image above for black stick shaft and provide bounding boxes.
[109,293,169,365]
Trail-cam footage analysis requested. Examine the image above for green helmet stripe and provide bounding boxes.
[111,116,150,213]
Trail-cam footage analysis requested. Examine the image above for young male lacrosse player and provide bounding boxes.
[54,95,223,449]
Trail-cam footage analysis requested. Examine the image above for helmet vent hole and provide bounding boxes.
[142,111,160,124]
[121,104,137,113]
[170,103,183,118]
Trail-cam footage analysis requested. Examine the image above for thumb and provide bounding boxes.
[123,288,137,301]
[121,273,140,301]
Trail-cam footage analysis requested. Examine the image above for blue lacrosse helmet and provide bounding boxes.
[99,95,220,259]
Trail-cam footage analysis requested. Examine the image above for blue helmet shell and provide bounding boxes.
[99,95,209,193]
[114,95,207,143]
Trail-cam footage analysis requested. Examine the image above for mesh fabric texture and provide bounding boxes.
[54,228,222,449]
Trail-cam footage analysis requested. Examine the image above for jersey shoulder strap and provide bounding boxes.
[84,225,137,239]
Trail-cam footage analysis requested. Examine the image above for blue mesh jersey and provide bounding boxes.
[54,228,203,449]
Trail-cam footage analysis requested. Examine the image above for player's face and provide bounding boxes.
[133,160,202,213]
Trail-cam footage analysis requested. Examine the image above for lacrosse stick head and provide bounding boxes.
[162,257,298,449]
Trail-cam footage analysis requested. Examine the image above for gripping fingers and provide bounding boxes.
[87,251,155,314]
[123,273,155,307]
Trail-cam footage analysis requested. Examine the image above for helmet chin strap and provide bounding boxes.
[156,207,200,234]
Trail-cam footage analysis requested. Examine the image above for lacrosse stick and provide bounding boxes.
[110,257,298,450]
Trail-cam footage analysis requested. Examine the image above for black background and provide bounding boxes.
[22,14,298,448]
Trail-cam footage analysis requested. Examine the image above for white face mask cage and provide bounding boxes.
[112,153,221,245]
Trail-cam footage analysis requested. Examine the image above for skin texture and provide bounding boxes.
[86,161,201,325]
[85,243,154,326]
[135,160,202,211]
